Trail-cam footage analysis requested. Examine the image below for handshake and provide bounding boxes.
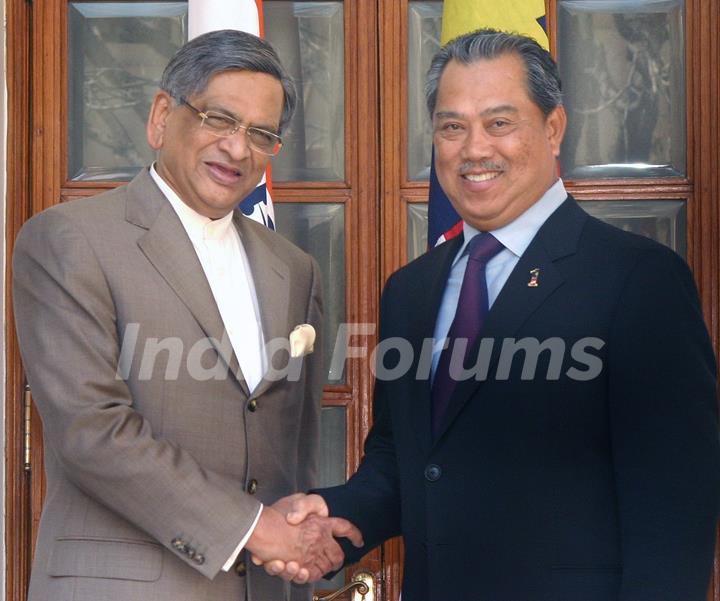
[245,493,364,584]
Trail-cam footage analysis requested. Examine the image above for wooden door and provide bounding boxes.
[6,1,720,600]
[377,0,720,599]
[5,0,383,599]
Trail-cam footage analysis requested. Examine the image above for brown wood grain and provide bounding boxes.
[378,2,720,598]
[686,1,720,599]
[5,2,32,600]
[8,0,384,598]
[6,1,720,600]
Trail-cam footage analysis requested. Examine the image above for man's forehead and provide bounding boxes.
[187,70,284,127]
[435,55,531,111]
[192,71,283,104]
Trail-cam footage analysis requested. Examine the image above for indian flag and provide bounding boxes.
[188,0,277,230]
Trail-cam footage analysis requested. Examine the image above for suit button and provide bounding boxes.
[235,560,247,576]
[424,464,442,482]
[172,537,186,552]
[247,399,258,412]
[247,479,258,494]
[194,553,205,565]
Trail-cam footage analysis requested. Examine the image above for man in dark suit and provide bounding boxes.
[14,30,359,601]
[262,29,720,600]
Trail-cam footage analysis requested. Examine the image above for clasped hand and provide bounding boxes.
[246,493,363,584]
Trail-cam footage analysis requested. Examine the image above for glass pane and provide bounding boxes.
[580,200,686,257]
[68,2,188,181]
[319,406,346,488]
[264,2,344,181]
[407,200,686,259]
[316,406,347,590]
[558,0,686,179]
[407,2,443,181]
[274,203,345,383]
[407,202,429,261]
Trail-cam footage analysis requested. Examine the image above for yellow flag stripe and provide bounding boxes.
[441,0,548,50]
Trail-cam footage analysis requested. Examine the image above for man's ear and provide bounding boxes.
[146,90,174,150]
[545,105,567,158]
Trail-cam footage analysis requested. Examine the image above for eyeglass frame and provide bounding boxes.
[178,97,284,156]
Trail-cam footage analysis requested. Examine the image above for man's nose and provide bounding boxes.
[217,126,253,160]
[461,126,494,160]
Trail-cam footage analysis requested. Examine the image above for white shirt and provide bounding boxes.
[431,178,569,379]
[149,165,262,570]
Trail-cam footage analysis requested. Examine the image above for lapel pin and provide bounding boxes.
[528,268,540,288]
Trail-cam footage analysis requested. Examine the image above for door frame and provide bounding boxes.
[5,0,385,599]
[377,0,720,597]
[6,1,720,600]
[6,0,33,599]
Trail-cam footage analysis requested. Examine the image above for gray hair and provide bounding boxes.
[425,28,562,118]
[160,29,296,133]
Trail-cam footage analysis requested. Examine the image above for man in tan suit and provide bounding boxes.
[13,30,360,601]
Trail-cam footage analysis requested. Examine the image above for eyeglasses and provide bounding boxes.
[179,98,283,156]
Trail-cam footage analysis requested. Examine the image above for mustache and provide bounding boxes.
[459,161,505,174]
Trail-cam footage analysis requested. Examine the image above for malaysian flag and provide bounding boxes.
[189,0,277,230]
[427,0,548,248]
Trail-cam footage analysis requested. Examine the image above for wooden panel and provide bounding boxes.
[379,0,407,285]
[378,2,720,599]
[687,0,720,352]
[5,3,32,600]
[8,0,719,600]
[9,0,385,598]
[26,2,67,582]
[31,1,66,214]
[339,0,384,594]
[344,0,380,472]
[686,2,720,600]
[378,1,406,598]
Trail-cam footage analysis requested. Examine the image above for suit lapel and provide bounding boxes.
[127,170,250,396]
[408,236,464,454]
[433,197,588,443]
[234,212,290,399]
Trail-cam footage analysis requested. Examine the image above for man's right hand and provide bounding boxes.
[246,499,363,583]
[249,494,363,583]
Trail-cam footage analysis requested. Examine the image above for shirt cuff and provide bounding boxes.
[221,503,264,571]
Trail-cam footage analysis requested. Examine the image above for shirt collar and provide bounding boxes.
[454,178,568,265]
[149,164,234,242]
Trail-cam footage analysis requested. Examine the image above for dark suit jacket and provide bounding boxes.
[320,196,720,601]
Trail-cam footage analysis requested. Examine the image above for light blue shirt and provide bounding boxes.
[430,178,569,380]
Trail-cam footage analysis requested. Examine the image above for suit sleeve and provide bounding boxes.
[317,273,403,563]
[607,247,720,601]
[12,209,263,579]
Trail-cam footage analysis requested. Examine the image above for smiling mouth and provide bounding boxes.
[215,164,241,176]
[207,162,242,180]
[463,172,501,182]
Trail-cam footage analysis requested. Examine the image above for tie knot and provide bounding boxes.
[466,233,504,264]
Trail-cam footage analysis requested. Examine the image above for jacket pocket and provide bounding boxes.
[47,536,163,582]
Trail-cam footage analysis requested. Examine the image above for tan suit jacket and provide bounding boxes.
[13,169,324,601]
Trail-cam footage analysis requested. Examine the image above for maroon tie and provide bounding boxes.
[431,233,505,438]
